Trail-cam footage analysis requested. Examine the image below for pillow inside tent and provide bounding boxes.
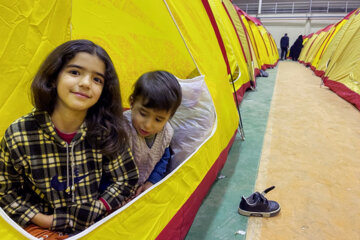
[168,75,216,172]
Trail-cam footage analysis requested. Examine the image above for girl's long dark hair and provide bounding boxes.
[31,39,127,157]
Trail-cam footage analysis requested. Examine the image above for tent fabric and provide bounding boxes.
[0,0,277,239]
[298,8,360,111]
[314,19,347,77]
[298,33,318,64]
[322,9,360,110]
[311,25,336,71]
[303,26,333,68]
[222,0,255,84]
[0,0,72,239]
[0,0,71,139]
[207,0,250,94]
[249,23,271,69]
[0,0,240,239]
[234,7,262,77]
[314,13,355,77]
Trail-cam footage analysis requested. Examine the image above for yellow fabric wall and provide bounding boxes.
[240,15,263,69]
[0,0,71,239]
[208,0,250,91]
[71,1,197,108]
[259,26,278,65]
[311,26,335,69]
[316,18,350,73]
[222,0,254,81]
[298,33,318,62]
[304,31,329,64]
[0,0,71,138]
[76,0,239,239]
[325,11,360,95]
[249,22,270,66]
[0,1,240,239]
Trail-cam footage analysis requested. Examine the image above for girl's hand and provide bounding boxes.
[31,213,54,229]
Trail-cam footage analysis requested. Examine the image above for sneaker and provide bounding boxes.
[238,186,280,217]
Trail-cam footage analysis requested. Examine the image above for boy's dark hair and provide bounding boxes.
[130,71,182,116]
[31,39,127,157]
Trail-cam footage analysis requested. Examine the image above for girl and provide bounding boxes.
[0,40,138,237]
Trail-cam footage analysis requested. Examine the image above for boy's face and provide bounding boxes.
[131,97,172,138]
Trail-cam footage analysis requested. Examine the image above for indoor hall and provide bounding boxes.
[0,1,359,240]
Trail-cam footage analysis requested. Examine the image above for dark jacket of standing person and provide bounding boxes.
[289,35,303,61]
[280,33,289,60]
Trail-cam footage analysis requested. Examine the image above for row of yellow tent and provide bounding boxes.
[298,8,360,110]
[0,1,277,239]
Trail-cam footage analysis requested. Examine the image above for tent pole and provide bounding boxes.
[230,72,245,140]
[163,0,201,74]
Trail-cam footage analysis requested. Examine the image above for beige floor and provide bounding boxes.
[246,61,360,240]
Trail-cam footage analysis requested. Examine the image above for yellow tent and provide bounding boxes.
[299,8,360,110]
[322,9,360,110]
[298,32,319,64]
[314,10,356,77]
[240,12,278,70]
[222,0,255,85]
[0,0,71,139]
[207,0,250,101]
[0,0,242,239]
[234,7,262,77]
[302,24,334,68]
[258,25,279,66]
[310,24,336,71]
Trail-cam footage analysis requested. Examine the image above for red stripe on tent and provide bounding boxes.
[323,77,360,111]
[254,68,260,77]
[315,28,324,35]
[322,24,334,32]
[234,6,254,61]
[221,2,248,63]
[267,32,276,56]
[239,11,261,64]
[233,81,251,103]
[256,27,270,58]
[238,9,262,26]
[201,0,231,74]
[248,23,262,65]
[263,62,278,69]
[156,130,237,240]
[314,69,325,77]
[304,37,317,57]
[318,27,336,60]
[305,33,314,39]
[344,8,358,19]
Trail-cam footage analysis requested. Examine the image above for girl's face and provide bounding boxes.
[54,52,105,117]
[131,97,172,138]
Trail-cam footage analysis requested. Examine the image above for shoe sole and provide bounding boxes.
[238,207,281,217]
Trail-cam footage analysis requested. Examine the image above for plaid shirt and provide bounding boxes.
[0,110,138,232]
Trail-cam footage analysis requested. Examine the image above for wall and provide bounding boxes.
[258,13,346,49]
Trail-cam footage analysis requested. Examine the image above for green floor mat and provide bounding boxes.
[185,66,278,240]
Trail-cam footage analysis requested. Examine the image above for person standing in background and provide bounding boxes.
[280,33,289,60]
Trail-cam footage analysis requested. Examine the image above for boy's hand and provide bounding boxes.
[135,181,154,196]
[31,213,54,229]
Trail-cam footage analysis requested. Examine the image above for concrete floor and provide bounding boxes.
[186,61,360,240]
